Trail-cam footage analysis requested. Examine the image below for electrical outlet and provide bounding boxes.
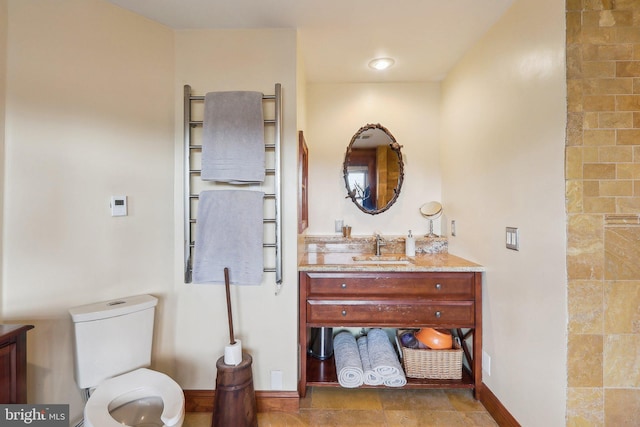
[451,220,456,236]
[270,370,283,390]
[482,350,491,376]
[335,219,344,233]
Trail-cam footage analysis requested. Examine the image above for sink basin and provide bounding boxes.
[352,255,412,264]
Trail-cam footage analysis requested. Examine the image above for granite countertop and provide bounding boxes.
[298,252,485,272]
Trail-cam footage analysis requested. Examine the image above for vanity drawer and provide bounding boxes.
[306,300,474,326]
[303,272,474,300]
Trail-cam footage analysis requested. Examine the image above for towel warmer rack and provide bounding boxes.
[183,84,282,291]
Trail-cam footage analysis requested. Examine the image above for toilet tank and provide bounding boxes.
[69,294,158,389]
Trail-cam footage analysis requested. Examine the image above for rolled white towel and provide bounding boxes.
[357,336,384,386]
[383,374,408,387]
[367,328,406,384]
[333,331,364,388]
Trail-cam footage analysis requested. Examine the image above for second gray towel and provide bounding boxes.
[192,190,264,285]
[202,91,265,183]
[357,336,384,386]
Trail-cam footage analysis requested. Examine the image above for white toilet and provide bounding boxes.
[70,294,185,427]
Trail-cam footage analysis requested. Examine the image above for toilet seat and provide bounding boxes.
[84,368,184,427]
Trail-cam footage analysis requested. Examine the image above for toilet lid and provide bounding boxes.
[85,368,184,427]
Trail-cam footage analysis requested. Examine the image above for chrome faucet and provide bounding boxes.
[375,234,386,256]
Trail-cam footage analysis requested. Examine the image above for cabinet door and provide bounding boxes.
[0,342,17,403]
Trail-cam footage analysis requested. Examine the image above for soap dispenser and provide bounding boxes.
[405,230,415,256]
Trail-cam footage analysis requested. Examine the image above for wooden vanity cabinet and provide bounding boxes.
[298,271,482,398]
[0,324,34,403]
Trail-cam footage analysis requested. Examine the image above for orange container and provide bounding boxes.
[415,328,453,350]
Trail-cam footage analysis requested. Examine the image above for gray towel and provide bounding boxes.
[367,328,407,387]
[192,190,264,285]
[333,331,364,388]
[357,336,384,386]
[202,91,265,183]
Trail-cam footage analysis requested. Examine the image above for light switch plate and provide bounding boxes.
[506,227,519,250]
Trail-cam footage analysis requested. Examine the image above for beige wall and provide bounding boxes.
[305,82,442,237]
[2,0,174,418]
[0,0,7,319]
[172,28,299,391]
[566,1,640,425]
[296,33,308,134]
[440,0,567,425]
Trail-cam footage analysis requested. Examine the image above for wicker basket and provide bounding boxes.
[397,329,463,380]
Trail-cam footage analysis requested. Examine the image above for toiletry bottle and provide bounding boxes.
[405,230,415,256]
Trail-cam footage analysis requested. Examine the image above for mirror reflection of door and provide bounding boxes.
[343,124,404,215]
[346,149,376,210]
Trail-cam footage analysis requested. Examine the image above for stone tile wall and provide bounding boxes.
[566,0,640,425]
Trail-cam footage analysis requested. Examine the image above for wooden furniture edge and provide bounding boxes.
[478,382,521,427]
[0,324,34,403]
[184,390,300,413]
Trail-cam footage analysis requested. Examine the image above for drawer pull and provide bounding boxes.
[435,283,442,290]
[341,283,347,289]
[342,310,347,316]
[435,311,442,318]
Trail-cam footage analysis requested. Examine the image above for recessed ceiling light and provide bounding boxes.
[368,57,395,71]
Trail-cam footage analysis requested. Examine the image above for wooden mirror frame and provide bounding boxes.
[343,123,404,215]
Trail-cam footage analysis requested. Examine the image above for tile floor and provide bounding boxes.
[184,387,499,426]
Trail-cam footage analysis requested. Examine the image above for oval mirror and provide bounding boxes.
[343,123,404,215]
